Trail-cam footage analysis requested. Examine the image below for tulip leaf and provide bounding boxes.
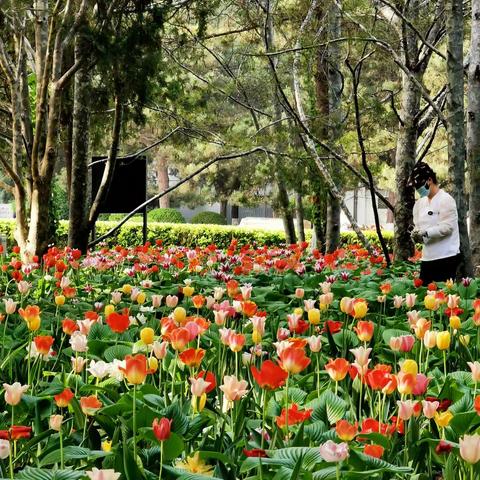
[104,345,132,362]
[40,446,109,466]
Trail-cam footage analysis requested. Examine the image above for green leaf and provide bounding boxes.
[40,446,109,466]
[17,468,85,480]
[104,344,132,362]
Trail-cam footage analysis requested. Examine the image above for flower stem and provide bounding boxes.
[133,385,137,461]
[59,428,64,469]
[285,374,289,444]
[336,463,340,480]
[159,441,163,480]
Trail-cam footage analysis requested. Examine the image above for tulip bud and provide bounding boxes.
[49,414,63,432]
[449,315,461,330]
[183,286,194,297]
[104,304,115,317]
[436,331,451,350]
[136,292,146,305]
[308,308,321,325]
[295,288,305,299]
[152,418,172,442]
[122,284,132,295]
[173,307,187,324]
[55,295,65,306]
[140,327,155,345]
[148,356,158,373]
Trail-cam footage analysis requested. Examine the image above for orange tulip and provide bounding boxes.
[54,388,74,408]
[192,295,205,309]
[396,372,415,396]
[354,321,374,342]
[325,358,350,382]
[120,354,148,385]
[179,348,205,368]
[34,335,54,356]
[335,420,357,441]
[80,395,102,415]
[278,347,311,374]
[241,301,257,317]
[170,327,191,351]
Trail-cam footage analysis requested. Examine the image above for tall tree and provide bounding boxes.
[468,0,480,271]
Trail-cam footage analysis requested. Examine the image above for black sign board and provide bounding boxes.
[91,155,147,213]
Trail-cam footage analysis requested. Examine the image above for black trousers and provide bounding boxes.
[419,254,460,285]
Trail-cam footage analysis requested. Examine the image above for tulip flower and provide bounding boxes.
[424,294,438,310]
[173,307,187,324]
[352,300,368,319]
[449,315,461,330]
[364,444,384,458]
[19,305,41,331]
[276,403,312,428]
[153,341,168,360]
[423,330,437,349]
[49,414,63,431]
[140,327,155,345]
[422,400,439,419]
[86,468,121,480]
[62,318,78,335]
[106,311,130,333]
[219,375,248,407]
[325,358,350,382]
[0,440,9,460]
[354,321,374,342]
[335,420,357,441]
[165,295,178,308]
[396,372,415,396]
[170,328,191,351]
[80,395,102,415]
[179,348,205,368]
[475,396,480,415]
[120,354,148,385]
[71,356,87,373]
[3,382,28,406]
[308,308,320,325]
[393,295,404,309]
[229,333,246,352]
[54,388,74,408]
[3,299,16,315]
[400,359,418,376]
[413,318,431,339]
[251,360,288,390]
[319,440,349,462]
[153,418,172,442]
[88,360,110,380]
[340,297,354,315]
[434,410,453,428]
[278,347,311,375]
[69,331,88,352]
[405,293,417,309]
[460,434,480,464]
[397,399,416,421]
[412,374,429,395]
[307,335,322,353]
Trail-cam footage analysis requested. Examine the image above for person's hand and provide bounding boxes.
[411,229,427,243]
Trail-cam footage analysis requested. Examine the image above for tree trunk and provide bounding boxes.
[68,34,91,252]
[325,1,343,252]
[220,199,228,219]
[446,0,473,277]
[265,0,297,244]
[295,189,306,243]
[231,204,239,225]
[156,155,170,208]
[325,194,341,252]
[468,0,480,271]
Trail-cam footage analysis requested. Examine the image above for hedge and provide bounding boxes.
[190,211,227,225]
[0,219,394,250]
[147,208,186,223]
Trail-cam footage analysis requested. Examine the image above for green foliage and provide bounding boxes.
[147,208,186,223]
[190,211,227,225]
[0,220,393,250]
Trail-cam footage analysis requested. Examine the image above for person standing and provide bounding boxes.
[407,162,460,284]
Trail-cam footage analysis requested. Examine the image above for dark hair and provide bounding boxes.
[407,162,437,188]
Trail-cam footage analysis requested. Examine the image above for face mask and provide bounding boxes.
[416,183,429,198]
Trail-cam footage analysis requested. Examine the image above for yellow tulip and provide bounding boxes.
[136,292,146,305]
[101,440,112,452]
[104,304,115,317]
[122,284,132,295]
[449,315,461,330]
[140,327,155,345]
[183,286,194,297]
[308,308,321,325]
[294,307,303,316]
[252,329,262,344]
[436,331,451,350]
[54,295,65,306]
[460,334,470,346]
[148,356,158,373]
[191,393,207,413]
[424,295,437,310]
[173,307,187,324]
[353,301,368,319]
[401,359,418,376]
[27,316,41,331]
[434,410,453,428]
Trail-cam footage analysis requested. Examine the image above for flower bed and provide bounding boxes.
[0,240,477,479]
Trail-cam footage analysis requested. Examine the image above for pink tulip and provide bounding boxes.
[184,321,200,341]
[219,328,234,346]
[400,335,415,352]
[319,440,349,462]
[304,299,316,311]
[307,336,322,353]
[153,341,168,360]
[423,330,437,349]
[412,374,429,395]
[17,281,31,295]
[389,336,402,352]
[219,375,249,402]
[460,434,480,464]
[422,400,439,419]
[406,310,420,328]
[287,313,302,331]
[190,377,211,397]
[240,284,252,300]
[151,295,163,308]
[397,399,416,420]
[468,361,480,383]
[165,295,178,308]
[350,347,372,368]
[86,468,121,480]
[320,292,334,305]
[393,295,404,309]
[3,299,16,315]
[111,291,122,304]
[277,328,290,341]
[251,316,266,336]
[447,294,460,309]
[213,310,228,325]
[77,319,95,335]
[3,382,28,406]
[0,440,9,460]
[71,356,87,373]
[295,288,305,299]
[405,293,417,309]
[49,414,63,431]
[320,282,331,294]
[206,296,216,309]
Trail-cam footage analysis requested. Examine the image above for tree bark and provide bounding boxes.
[468,0,480,271]
[446,0,473,276]
[220,199,228,219]
[295,189,306,243]
[325,194,341,252]
[69,33,91,252]
[156,154,170,208]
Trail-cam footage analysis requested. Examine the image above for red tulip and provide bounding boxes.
[106,311,130,333]
[54,388,74,408]
[179,348,205,368]
[278,347,311,375]
[251,360,288,390]
[153,417,172,442]
[364,444,384,458]
[276,403,312,428]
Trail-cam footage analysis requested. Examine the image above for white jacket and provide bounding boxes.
[413,189,460,261]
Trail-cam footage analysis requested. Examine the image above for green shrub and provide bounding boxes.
[0,219,394,251]
[108,213,143,222]
[147,208,185,223]
[190,211,227,225]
